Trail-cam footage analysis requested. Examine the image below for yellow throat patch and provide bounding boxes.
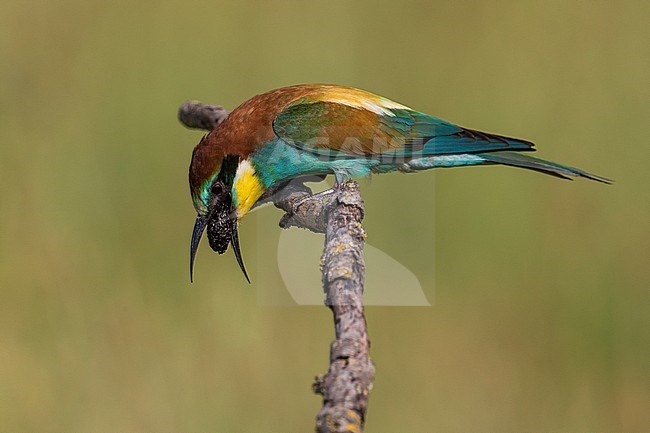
[233,159,265,219]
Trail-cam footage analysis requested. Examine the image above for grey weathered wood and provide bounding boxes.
[274,181,374,432]
[179,102,375,432]
[178,100,229,130]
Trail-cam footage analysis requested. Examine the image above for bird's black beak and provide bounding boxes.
[190,207,250,284]
[190,214,207,283]
[229,218,250,283]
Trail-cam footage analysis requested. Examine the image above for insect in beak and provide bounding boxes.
[189,199,250,283]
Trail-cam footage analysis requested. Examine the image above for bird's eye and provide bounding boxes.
[211,182,224,196]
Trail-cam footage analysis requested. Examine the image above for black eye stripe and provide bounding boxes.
[217,155,240,186]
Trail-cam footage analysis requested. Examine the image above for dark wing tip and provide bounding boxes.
[580,172,614,184]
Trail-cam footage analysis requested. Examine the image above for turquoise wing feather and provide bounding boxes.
[272,98,535,160]
[268,86,611,184]
[387,109,535,157]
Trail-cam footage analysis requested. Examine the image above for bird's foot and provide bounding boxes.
[333,170,350,188]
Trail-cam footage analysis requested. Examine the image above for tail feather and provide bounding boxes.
[479,151,613,184]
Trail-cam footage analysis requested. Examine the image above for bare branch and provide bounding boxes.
[178,100,229,130]
[271,181,334,233]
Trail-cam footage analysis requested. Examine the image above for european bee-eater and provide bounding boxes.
[188,84,610,282]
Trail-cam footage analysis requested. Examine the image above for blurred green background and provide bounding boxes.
[1,0,648,431]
